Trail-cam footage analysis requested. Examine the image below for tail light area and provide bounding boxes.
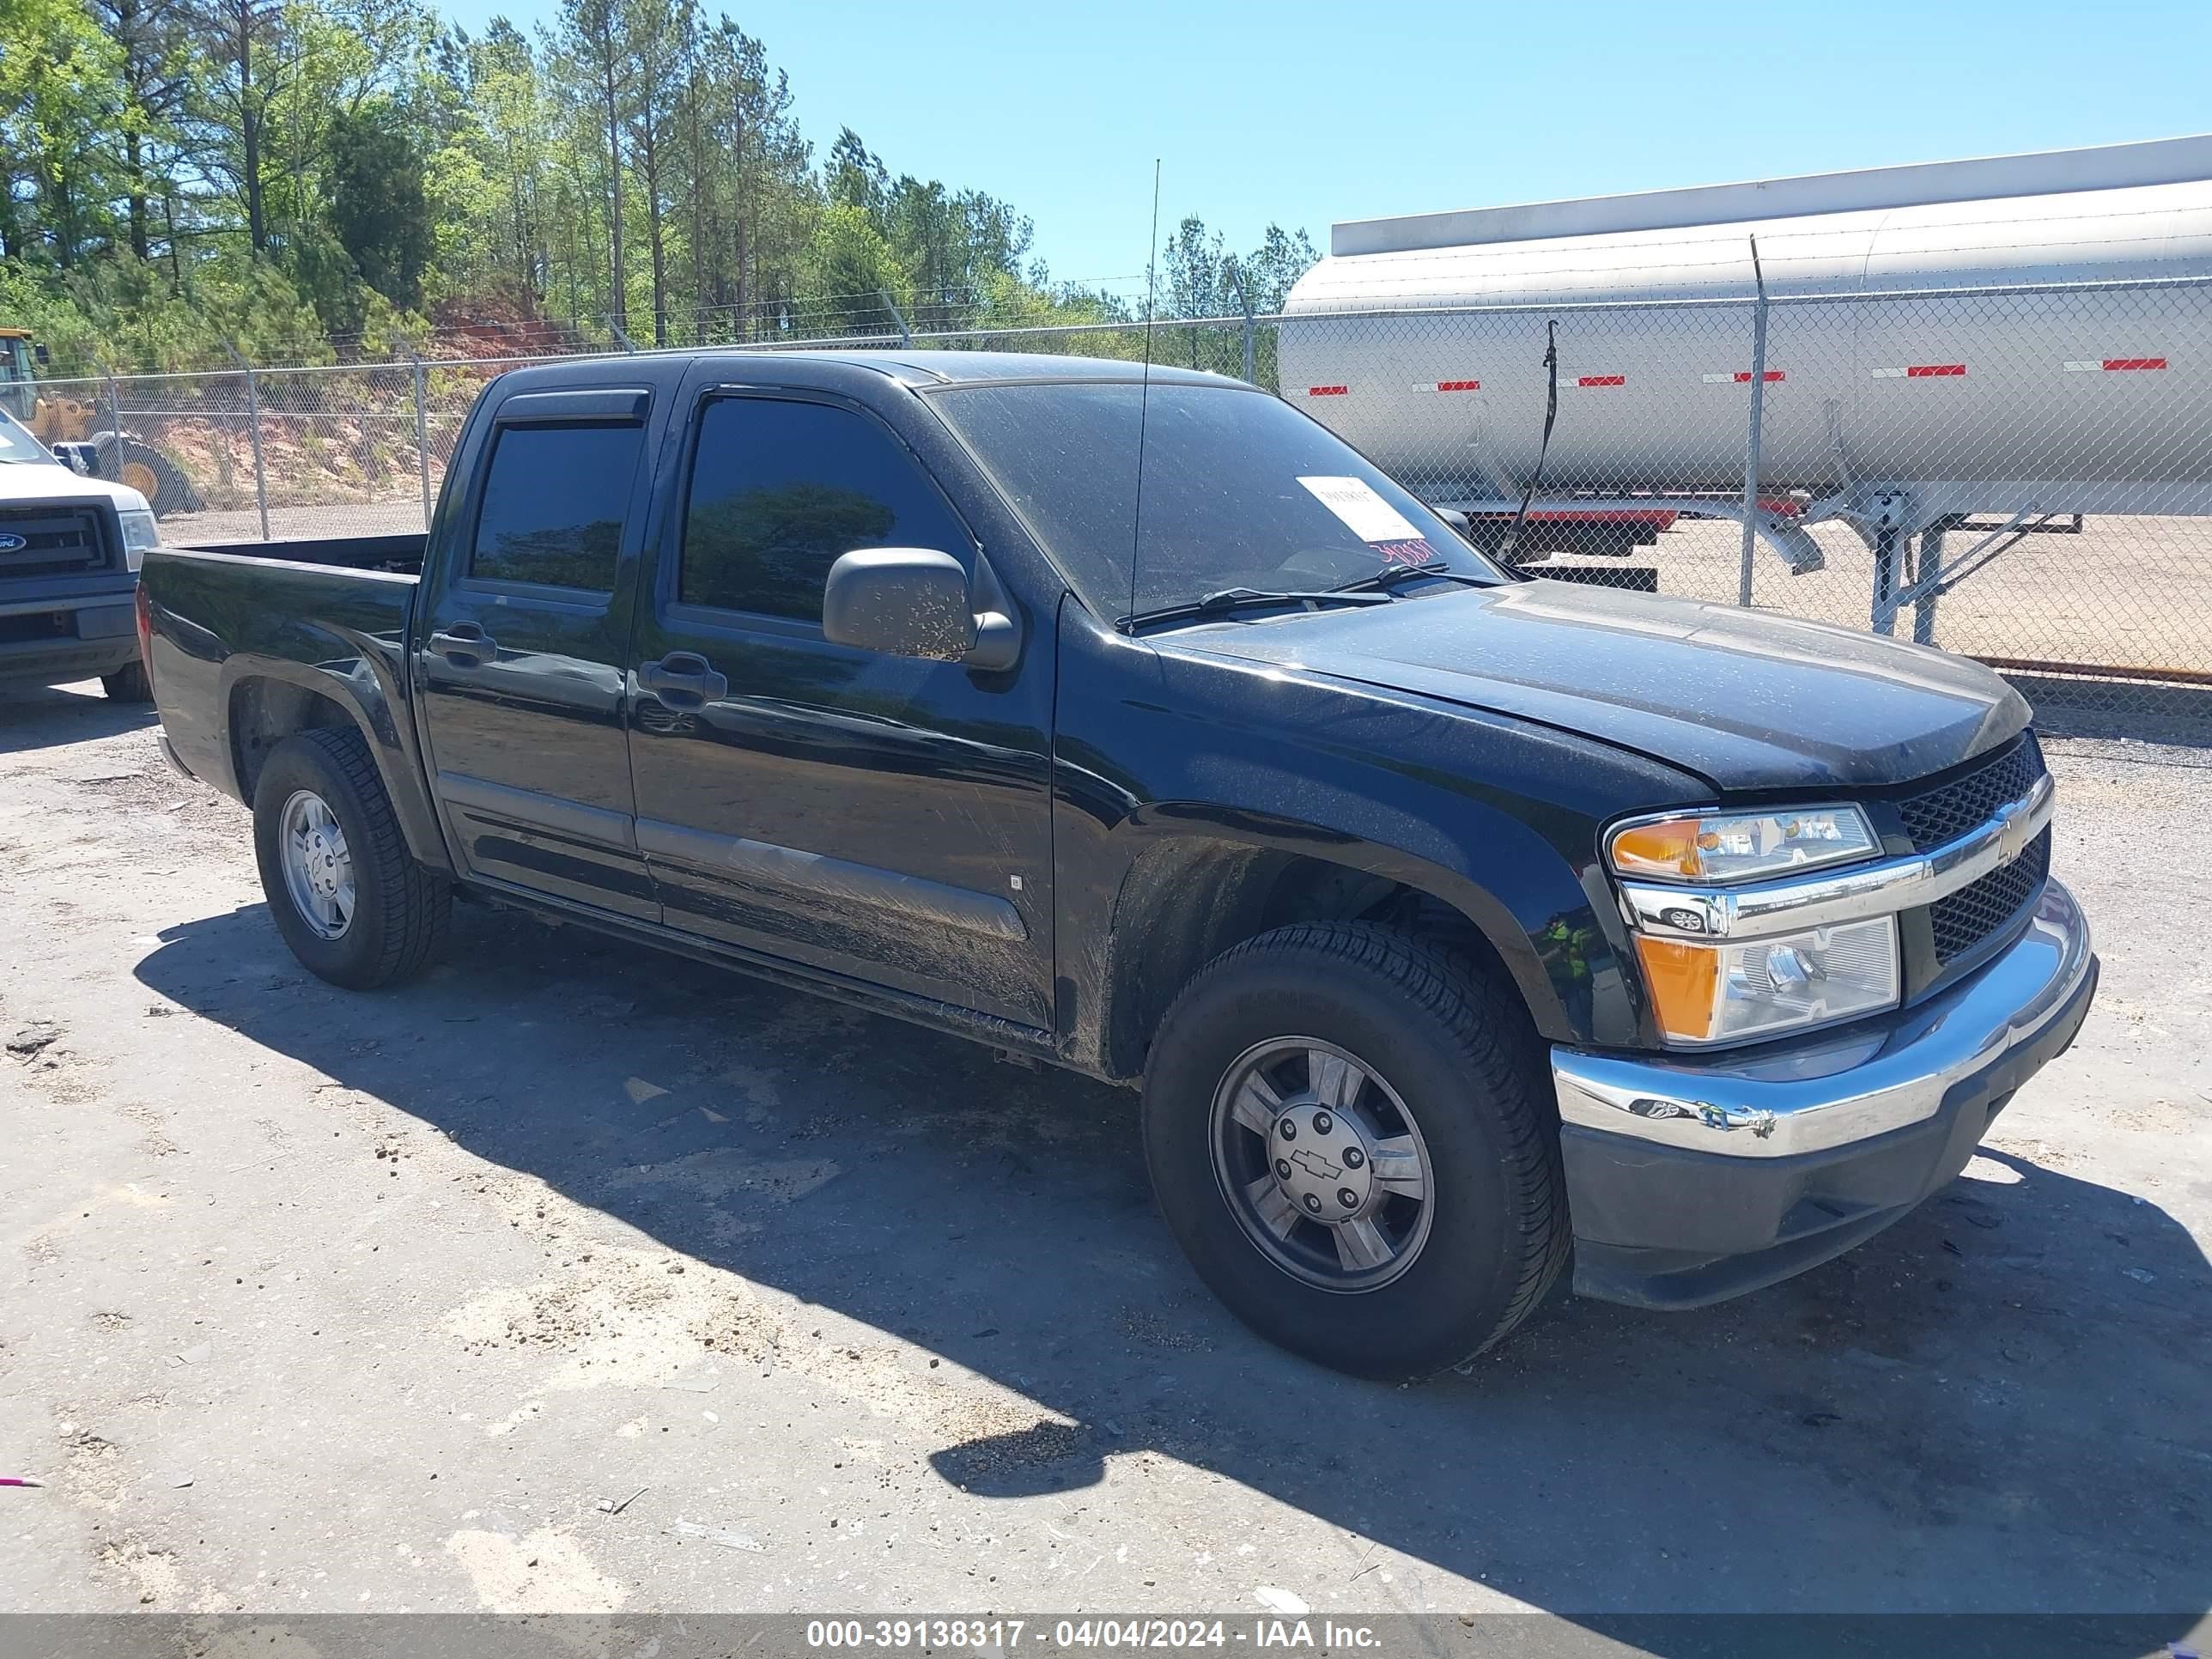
[135,580,154,679]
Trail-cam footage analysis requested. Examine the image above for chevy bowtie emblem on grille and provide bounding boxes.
[1992,797,2032,864]
[0,533,27,552]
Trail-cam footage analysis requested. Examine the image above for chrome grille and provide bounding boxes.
[0,505,108,579]
[1896,732,2046,853]
[1929,828,2051,964]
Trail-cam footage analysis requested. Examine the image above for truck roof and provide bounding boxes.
[498,349,1239,392]
[1330,133,2212,258]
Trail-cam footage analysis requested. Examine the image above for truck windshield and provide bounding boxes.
[0,410,51,465]
[928,380,1505,624]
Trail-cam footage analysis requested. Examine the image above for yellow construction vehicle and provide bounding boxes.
[0,327,202,515]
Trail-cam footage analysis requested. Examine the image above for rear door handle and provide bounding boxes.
[638,652,728,707]
[428,623,498,663]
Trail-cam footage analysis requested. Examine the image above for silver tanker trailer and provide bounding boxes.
[1279,135,2212,647]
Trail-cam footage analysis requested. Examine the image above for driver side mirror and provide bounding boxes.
[823,548,1020,672]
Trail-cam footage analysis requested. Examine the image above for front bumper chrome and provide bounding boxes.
[1553,876,2093,1158]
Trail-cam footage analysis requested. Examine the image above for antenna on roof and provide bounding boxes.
[1125,159,1163,629]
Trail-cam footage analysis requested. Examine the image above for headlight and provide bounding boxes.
[118,507,160,572]
[1607,805,1877,884]
[1635,916,1900,1046]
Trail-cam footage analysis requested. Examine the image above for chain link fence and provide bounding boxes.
[44,276,2212,726]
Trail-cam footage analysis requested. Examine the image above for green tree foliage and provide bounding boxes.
[1162,215,1320,318]
[0,0,1318,376]
[329,100,432,309]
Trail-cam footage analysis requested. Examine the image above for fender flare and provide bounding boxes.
[1080,800,1626,1077]
[217,643,453,874]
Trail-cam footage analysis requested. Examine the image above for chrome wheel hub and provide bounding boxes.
[1267,1102,1376,1220]
[1210,1037,1436,1292]
[279,789,356,940]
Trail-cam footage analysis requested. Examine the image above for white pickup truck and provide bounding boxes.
[0,407,161,701]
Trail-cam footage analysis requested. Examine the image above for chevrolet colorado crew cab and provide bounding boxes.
[1,408,161,700]
[138,350,2096,1377]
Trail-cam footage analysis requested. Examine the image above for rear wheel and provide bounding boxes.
[252,727,450,988]
[100,661,152,702]
[1141,922,1568,1378]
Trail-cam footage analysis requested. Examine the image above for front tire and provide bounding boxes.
[118,437,204,518]
[252,728,450,988]
[1141,922,1567,1378]
[100,662,152,702]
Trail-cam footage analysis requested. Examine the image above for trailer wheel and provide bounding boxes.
[252,728,451,989]
[1141,921,1568,1379]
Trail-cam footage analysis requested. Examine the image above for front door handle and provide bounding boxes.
[638,652,728,707]
[428,623,499,663]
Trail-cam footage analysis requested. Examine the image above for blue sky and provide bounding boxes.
[435,0,2212,289]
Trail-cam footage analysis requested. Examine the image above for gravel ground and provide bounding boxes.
[0,681,2207,1632]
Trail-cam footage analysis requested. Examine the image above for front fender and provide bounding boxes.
[1048,617,1703,1074]
[1107,798,1610,1048]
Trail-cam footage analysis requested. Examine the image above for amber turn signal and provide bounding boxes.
[1608,817,1705,880]
[1633,934,1722,1043]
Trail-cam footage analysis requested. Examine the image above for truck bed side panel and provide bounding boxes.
[173,533,426,574]
[142,545,450,871]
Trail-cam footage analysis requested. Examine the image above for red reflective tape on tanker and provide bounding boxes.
[2104,357,2166,371]
[1576,375,1625,387]
[1906,363,1966,378]
[1305,385,1348,397]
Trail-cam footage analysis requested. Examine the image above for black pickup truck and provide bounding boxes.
[139,350,2096,1377]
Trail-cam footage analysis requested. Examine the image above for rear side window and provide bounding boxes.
[680,397,969,621]
[470,422,644,592]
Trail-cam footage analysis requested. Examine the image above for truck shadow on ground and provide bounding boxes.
[137,900,2209,1635]
[0,682,153,753]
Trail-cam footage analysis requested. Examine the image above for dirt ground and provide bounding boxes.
[1,682,2208,1633]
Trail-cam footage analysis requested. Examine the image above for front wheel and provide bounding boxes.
[117,437,204,518]
[100,661,152,702]
[1141,922,1568,1378]
[252,727,451,988]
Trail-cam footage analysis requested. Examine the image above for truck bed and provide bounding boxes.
[173,532,426,575]
[141,537,427,820]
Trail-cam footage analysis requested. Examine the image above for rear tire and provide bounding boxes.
[1141,921,1567,1379]
[100,662,152,702]
[252,727,450,989]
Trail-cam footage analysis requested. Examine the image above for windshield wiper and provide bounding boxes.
[1328,558,1492,594]
[1118,586,1394,633]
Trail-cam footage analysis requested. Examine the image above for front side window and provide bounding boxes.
[469,422,644,592]
[680,397,970,621]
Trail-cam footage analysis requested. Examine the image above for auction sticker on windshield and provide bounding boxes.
[1297,475,1434,563]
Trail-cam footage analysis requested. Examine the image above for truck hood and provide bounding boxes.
[0,458,151,514]
[1174,578,2031,793]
